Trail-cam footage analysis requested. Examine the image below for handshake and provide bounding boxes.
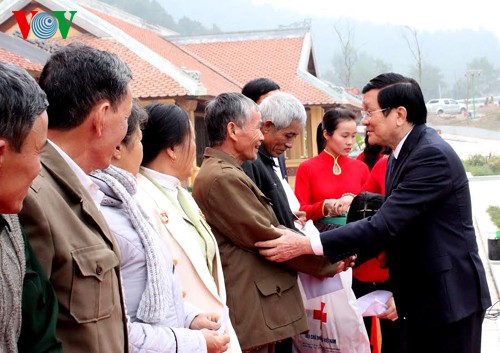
[323,194,355,217]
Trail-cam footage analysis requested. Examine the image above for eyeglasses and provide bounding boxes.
[361,107,391,119]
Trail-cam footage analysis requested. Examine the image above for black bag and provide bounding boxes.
[346,192,384,223]
[346,191,385,266]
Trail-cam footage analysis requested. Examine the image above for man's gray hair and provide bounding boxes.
[205,92,258,147]
[259,91,306,130]
[0,61,48,152]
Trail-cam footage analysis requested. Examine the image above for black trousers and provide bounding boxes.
[274,337,292,353]
[404,310,486,353]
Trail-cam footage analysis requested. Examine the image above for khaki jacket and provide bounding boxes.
[192,148,337,350]
[18,143,128,353]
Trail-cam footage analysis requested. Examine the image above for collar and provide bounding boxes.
[204,147,244,170]
[0,214,9,233]
[140,166,180,192]
[393,128,413,159]
[257,145,278,167]
[48,140,104,208]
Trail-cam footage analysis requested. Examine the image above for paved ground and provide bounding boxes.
[469,177,500,353]
[442,134,500,352]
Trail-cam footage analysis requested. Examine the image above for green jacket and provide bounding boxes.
[18,229,62,353]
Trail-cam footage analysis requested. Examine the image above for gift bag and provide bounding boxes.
[293,269,370,353]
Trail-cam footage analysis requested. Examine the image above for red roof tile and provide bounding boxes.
[0,47,43,73]
[178,37,336,105]
[85,7,336,104]
[47,34,189,99]
[85,7,240,96]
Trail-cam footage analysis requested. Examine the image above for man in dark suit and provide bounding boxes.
[256,73,492,353]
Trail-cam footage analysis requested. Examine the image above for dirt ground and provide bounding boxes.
[427,105,500,132]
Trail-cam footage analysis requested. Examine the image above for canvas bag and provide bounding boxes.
[293,269,370,353]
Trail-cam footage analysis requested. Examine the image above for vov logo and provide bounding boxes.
[12,10,77,40]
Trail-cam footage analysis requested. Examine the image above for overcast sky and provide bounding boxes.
[252,0,500,39]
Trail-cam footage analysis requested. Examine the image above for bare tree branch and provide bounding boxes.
[333,20,358,88]
[403,26,423,84]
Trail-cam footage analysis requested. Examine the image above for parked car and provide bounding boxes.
[425,98,467,115]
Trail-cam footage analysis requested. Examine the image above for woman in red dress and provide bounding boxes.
[295,107,369,231]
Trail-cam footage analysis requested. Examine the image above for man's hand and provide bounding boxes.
[190,313,221,331]
[202,329,230,353]
[255,229,313,262]
[335,255,357,273]
[377,296,398,321]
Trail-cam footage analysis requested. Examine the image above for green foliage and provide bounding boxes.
[463,154,500,176]
[487,206,500,229]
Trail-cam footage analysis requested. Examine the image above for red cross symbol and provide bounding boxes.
[313,302,327,329]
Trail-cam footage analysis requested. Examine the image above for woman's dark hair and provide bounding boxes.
[360,135,392,170]
[317,106,356,153]
[242,78,280,103]
[122,102,148,148]
[141,103,191,165]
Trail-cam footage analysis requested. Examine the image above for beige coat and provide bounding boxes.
[136,171,242,353]
[18,143,128,353]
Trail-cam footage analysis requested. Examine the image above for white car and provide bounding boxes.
[426,98,467,115]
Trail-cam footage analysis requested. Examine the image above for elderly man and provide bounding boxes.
[256,73,491,353]
[18,44,133,352]
[0,62,61,352]
[192,92,338,353]
[242,91,306,232]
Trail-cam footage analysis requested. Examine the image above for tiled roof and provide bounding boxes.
[85,7,339,105]
[0,47,43,72]
[47,34,190,99]
[85,7,240,96]
[175,36,336,105]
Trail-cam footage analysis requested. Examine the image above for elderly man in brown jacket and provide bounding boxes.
[192,93,339,353]
[18,44,133,353]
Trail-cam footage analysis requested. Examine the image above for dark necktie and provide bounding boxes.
[385,153,396,193]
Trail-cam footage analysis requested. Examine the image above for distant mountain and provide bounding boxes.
[161,0,500,92]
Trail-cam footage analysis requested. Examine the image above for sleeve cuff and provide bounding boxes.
[310,232,324,256]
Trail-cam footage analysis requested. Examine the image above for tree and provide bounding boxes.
[403,26,424,85]
[466,57,500,97]
[409,63,445,100]
[333,19,358,89]
[324,51,391,91]
[350,53,392,90]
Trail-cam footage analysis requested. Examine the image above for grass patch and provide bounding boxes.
[487,206,500,229]
[463,154,500,176]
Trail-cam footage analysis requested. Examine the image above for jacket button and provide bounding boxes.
[96,265,103,275]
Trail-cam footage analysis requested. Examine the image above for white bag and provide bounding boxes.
[293,269,370,353]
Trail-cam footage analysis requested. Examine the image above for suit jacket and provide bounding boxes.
[243,146,296,229]
[320,125,491,329]
[135,171,242,353]
[192,148,337,350]
[18,143,128,353]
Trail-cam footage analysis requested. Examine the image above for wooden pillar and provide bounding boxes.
[176,99,199,187]
[308,106,324,158]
